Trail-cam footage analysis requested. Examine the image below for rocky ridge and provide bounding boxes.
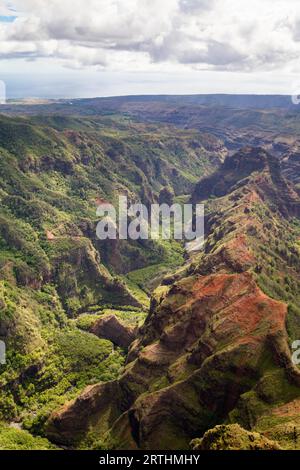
[46,147,300,450]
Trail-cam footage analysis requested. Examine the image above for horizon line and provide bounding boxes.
[6,92,294,102]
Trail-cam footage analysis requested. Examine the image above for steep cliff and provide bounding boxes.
[46,147,300,450]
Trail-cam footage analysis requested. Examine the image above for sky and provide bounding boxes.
[0,0,300,98]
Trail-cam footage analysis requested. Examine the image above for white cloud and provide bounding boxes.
[0,0,300,74]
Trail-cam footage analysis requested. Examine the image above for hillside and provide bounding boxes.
[46,146,300,450]
[0,112,224,448]
[1,99,300,450]
[3,95,300,165]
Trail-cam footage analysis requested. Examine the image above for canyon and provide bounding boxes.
[0,95,300,450]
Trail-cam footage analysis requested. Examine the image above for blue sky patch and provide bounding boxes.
[0,15,17,23]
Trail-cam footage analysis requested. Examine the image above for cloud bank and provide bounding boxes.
[0,0,300,73]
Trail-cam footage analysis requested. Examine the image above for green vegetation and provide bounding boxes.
[0,422,58,450]
[3,102,300,450]
[191,424,281,450]
[0,112,218,448]
[76,308,146,331]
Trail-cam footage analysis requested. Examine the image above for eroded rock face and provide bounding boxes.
[281,148,300,187]
[46,381,122,446]
[192,146,300,217]
[46,147,300,450]
[190,424,281,450]
[46,272,296,449]
[90,315,137,349]
[192,147,271,201]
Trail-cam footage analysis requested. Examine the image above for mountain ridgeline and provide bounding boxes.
[0,97,300,450]
[46,145,300,450]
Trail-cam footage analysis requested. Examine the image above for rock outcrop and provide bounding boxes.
[192,146,300,217]
[46,271,298,449]
[90,315,137,349]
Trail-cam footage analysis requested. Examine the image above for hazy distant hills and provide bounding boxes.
[4,93,297,112]
[88,93,296,108]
